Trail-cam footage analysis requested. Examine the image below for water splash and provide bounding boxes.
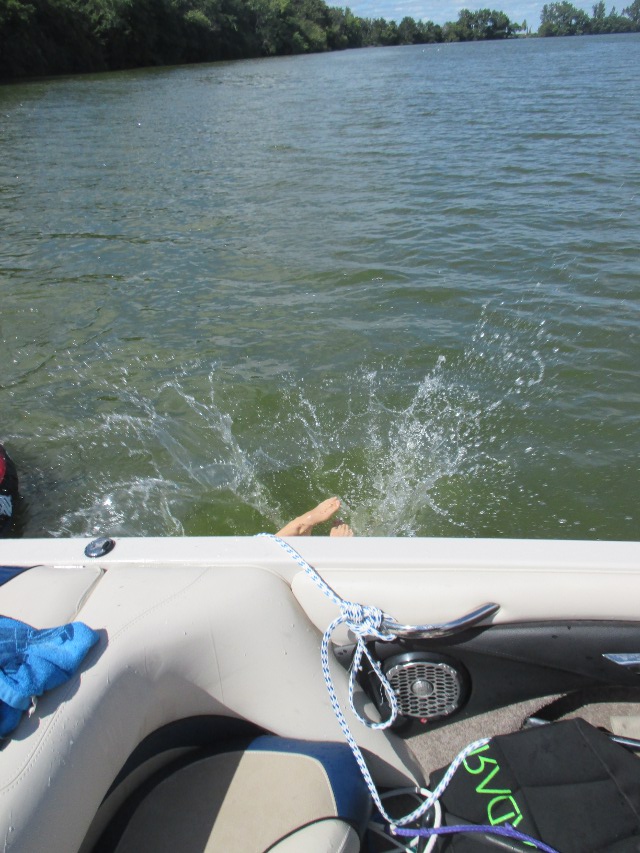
[350,362,486,535]
[265,359,508,537]
[43,304,549,537]
[52,356,276,537]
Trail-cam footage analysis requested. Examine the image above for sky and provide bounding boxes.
[342,0,597,29]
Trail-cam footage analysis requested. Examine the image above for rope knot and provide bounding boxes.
[341,601,388,640]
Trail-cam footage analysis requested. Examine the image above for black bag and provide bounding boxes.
[429,718,640,852]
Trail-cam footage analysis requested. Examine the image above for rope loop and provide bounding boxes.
[258,533,488,831]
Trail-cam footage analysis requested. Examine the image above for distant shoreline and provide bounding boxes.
[1,0,638,80]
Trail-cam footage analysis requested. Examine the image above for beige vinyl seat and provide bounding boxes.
[90,735,372,853]
[0,563,103,626]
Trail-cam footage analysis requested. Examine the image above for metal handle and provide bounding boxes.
[381,602,500,639]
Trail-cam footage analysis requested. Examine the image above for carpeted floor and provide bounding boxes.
[405,692,640,780]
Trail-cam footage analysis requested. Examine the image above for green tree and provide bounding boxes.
[416,20,443,41]
[398,15,419,43]
[0,0,36,76]
[444,7,516,39]
[539,1,591,34]
[394,15,444,42]
[325,6,362,49]
[7,0,635,81]
[0,0,34,28]
[363,16,399,45]
[484,9,515,36]
[448,8,474,39]
[250,0,301,55]
[606,3,636,27]
[623,0,640,21]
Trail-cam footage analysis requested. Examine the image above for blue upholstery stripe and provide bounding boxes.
[247,736,372,831]
[0,566,31,587]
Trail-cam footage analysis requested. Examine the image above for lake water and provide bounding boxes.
[1,35,638,540]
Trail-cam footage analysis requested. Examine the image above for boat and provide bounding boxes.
[1,534,640,852]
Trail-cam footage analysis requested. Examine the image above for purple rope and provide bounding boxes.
[391,822,561,853]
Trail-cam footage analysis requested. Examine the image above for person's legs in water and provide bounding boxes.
[277,497,353,537]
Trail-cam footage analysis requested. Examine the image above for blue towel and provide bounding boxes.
[0,615,99,737]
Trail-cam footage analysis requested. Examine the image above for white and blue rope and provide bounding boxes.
[259,533,489,828]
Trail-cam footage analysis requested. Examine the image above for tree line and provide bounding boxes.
[539,0,639,34]
[1,0,638,80]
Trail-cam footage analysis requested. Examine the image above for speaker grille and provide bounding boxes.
[385,659,464,720]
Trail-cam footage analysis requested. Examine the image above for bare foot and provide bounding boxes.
[277,497,343,537]
[330,519,353,537]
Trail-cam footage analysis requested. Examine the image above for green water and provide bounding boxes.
[1,36,638,539]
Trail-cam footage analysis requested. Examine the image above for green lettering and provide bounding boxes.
[462,744,531,843]
[475,763,511,796]
[463,744,497,775]
[487,795,523,826]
